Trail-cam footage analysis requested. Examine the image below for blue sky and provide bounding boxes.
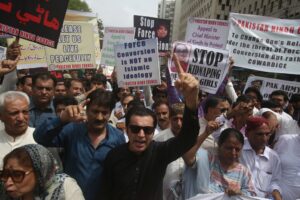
[85,0,159,27]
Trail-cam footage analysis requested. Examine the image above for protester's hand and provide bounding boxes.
[0,55,20,76]
[173,53,199,110]
[205,121,221,135]
[114,109,123,120]
[60,99,89,123]
[225,188,242,196]
[6,38,21,60]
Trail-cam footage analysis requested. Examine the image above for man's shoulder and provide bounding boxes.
[107,124,126,143]
[153,128,173,141]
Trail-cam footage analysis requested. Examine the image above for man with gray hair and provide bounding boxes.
[0,91,36,168]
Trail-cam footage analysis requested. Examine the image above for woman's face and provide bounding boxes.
[218,136,243,164]
[2,158,36,199]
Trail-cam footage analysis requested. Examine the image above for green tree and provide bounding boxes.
[68,0,91,12]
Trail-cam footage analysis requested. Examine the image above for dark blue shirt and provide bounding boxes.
[29,100,56,128]
[33,117,126,200]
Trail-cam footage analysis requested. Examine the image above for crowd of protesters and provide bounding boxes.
[0,39,299,200]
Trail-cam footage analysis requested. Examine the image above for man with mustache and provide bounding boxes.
[152,100,170,134]
[33,89,125,200]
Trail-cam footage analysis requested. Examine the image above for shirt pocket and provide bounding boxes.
[257,170,272,192]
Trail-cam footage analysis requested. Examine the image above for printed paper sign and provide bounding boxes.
[101,27,135,66]
[169,41,229,94]
[227,13,300,74]
[0,0,68,48]
[185,17,229,49]
[114,38,160,87]
[46,21,96,71]
[244,75,300,99]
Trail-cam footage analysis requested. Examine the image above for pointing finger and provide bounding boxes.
[172,53,184,76]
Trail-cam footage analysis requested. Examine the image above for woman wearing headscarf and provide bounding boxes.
[0,144,84,200]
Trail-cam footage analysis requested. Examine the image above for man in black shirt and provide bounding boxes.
[101,54,200,200]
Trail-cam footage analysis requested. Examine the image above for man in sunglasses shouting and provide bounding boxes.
[100,54,200,200]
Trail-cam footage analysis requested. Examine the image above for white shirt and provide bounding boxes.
[274,134,300,200]
[154,128,185,200]
[0,127,36,169]
[240,140,282,198]
[198,117,216,150]
[62,177,85,200]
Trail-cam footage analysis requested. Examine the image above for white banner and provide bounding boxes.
[188,193,268,200]
[227,13,300,74]
[101,27,135,66]
[244,75,300,99]
[0,46,6,60]
[169,41,229,94]
[114,38,160,87]
[185,17,229,49]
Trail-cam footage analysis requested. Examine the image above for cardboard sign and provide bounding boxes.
[244,75,300,99]
[227,13,300,74]
[114,38,160,87]
[0,0,68,48]
[101,27,135,66]
[134,15,171,53]
[169,41,229,94]
[46,21,96,71]
[185,17,229,49]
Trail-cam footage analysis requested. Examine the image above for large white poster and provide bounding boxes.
[244,75,300,99]
[227,13,300,74]
[101,27,135,66]
[188,193,268,200]
[185,17,229,49]
[169,41,229,94]
[114,38,160,87]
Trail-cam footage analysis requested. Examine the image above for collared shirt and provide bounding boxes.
[199,117,217,150]
[0,127,36,169]
[240,140,282,198]
[33,117,126,200]
[29,99,56,128]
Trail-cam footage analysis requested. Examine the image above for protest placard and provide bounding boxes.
[7,38,47,69]
[0,46,6,60]
[169,41,229,94]
[45,21,96,71]
[0,0,68,48]
[114,38,160,87]
[134,15,170,54]
[101,27,135,66]
[244,75,300,99]
[185,17,229,49]
[227,13,300,74]
[188,193,268,200]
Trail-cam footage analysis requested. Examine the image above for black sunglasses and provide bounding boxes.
[129,125,155,135]
[0,169,33,183]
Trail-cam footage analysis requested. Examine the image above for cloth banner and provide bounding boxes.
[169,41,229,94]
[185,17,229,49]
[244,75,300,99]
[227,13,300,74]
[114,38,160,87]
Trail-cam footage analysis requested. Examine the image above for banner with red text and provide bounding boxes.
[227,13,300,74]
[0,0,68,48]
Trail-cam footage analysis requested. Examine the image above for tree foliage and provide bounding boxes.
[68,0,91,12]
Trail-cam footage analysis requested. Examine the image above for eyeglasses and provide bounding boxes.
[220,108,229,113]
[0,169,33,183]
[129,125,155,135]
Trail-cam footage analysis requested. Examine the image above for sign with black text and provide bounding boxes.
[0,0,68,48]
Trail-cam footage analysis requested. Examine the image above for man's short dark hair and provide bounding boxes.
[152,100,170,111]
[203,96,221,114]
[270,90,289,102]
[261,100,281,109]
[86,89,115,111]
[245,87,263,103]
[65,79,83,89]
[53,95,78,109]
[91,74,107,85]
[125,106,157,128]
[17,75,32,86]
[32,72,57,87]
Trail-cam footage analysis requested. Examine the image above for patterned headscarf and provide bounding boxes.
[0,144,66,200]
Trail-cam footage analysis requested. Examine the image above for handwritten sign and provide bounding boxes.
[169,41,229,94]
[46,21,96,71]
[227,13,300,74]
[101,27,135,66]
[114,38,160,87]
[185,17,229,49]
[0,0,68,48]
[244,75,300,99]
[134,15,170,54]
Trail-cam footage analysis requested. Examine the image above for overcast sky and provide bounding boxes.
[85,0,159,27]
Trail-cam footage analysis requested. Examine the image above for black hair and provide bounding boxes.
[86,89,115,111]
[245,87,263,103]
[218,128,244,147]
[127,98,145,110]
[64,79,83,89]
[270,90,289,102]
[53,95,78,109]
[152,99,170,110]
[91,74,107,85]
[17,75,32,86]
[203,96,221,114]
[125,106,157,128]
[289,93,300,103]
[261,100,281,109]
[32,72,57,87]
